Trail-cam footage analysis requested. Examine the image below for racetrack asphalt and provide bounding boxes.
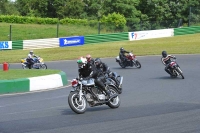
[0,54,200,133]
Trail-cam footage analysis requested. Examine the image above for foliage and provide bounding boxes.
[101,12,127,31]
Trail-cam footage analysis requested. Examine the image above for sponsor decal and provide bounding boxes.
[129,29,173,41]
[59,36,84,47]
[0,41,12,49]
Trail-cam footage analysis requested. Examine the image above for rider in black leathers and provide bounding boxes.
[161,51,176,75]
[119,47,129,62]
[77,58,115,99]
[94,58,120,88]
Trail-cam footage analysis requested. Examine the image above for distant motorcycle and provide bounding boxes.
[21,56,47,69]
[163,58,184,79]
[68,77,120,114]
[116,52,141,68]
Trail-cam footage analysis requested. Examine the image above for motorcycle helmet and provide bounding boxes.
[120,47,124,52]
[77,57,87,68]
[30,50,34,55]
[94,58,101,66]
[162,51,167,58]
[86,54,91,62]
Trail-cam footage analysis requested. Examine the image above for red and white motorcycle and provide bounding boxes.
[116,52,141,68]
[164,58,184,79]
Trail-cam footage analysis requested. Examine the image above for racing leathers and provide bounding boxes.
[26,53,38,69]
[78,63,112,98]
[161,55,176,75]
[96,61,120,88]
[119,49,129,62]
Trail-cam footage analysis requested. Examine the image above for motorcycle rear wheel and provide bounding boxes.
[119,62,126,68]
[68,91,87,114]
[107,86,120,108]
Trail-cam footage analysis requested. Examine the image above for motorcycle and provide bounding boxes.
[20,56,47,69]
[163,58,184,79]
[68,77,120,114]
[116,52,141,68]
[104,70,123,94]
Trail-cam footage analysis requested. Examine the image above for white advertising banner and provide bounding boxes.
[0,41,12,49]
[129,29,174,41]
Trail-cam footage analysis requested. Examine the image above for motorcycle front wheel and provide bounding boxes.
[40,64,47,69]
[68,91,87,114]
[176,67,184,79]
[107,86,120,109]
[135,60,141,68]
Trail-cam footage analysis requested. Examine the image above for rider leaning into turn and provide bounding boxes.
[77,57,116,100]
[119,47,129,62]
[94,58,120,88]
[161,51,176,75]
[26,50,38,69]
[94,58,110,74]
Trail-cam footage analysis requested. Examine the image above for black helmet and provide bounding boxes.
[94,58,101,66]
[120,47,124,51]
[162,51,167,58]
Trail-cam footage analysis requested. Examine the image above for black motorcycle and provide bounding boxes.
[68,78,120,114]
[104,71,123,94]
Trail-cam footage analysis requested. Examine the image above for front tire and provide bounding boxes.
[68,91,87,114]
[107,86,120,108]
[177,67,184,79]
[135,60,141,68]
[40,64,47,69]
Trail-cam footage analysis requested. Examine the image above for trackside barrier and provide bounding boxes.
[23,38,59,50]
[0,71,67,94]
[129,29,174,41]
[174,26,200,36]
[84,32,129,44]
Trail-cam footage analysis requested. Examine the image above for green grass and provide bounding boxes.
[0,33,200,63]
[0,69,61,80]
[0,22,109,41]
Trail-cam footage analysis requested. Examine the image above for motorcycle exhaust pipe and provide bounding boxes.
[118,76,123,88]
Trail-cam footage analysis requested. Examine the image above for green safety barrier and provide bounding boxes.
[84,32,129,44]
[174,26,200,36]
[12,40,23,50]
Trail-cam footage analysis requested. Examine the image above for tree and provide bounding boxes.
[0,0,19,15]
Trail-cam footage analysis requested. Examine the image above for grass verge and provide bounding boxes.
[0,22,107,41]
[0,69,61,80]
[0,33,200,63]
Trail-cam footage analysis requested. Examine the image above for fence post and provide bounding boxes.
[56,22,59,38]
[9,25,12,41]
[188,6,191,27]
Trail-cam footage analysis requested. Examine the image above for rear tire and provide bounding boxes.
[119,62,126,68]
